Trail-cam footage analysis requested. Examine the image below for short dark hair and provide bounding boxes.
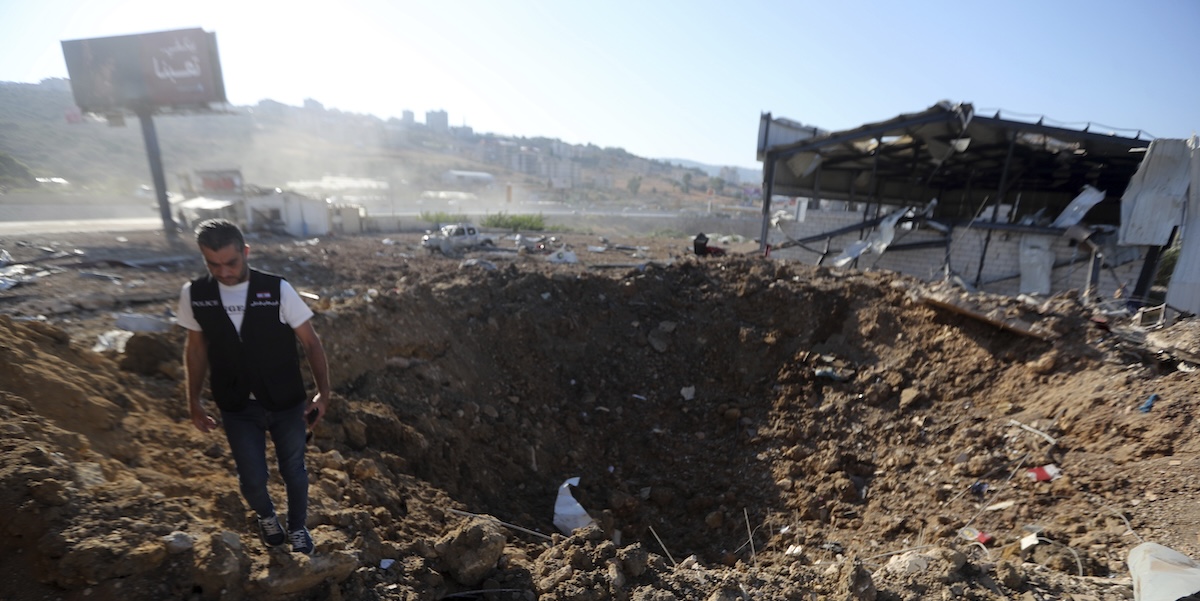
[195,219,245,251]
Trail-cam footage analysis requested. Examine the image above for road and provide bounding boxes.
[0,217,163,236]
[0,202,164,236]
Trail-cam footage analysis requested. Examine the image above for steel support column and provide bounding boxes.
[974,132,1017,287]
[758,152,777,255]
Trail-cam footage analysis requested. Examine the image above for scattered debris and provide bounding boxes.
[459,258,498,271]
[546,248,578,264]
[1139,393,1160,413]
[1008,418,1059,446]
[1027,464,1063,482]
[959,527,994,545]
[92,329,134,353]
[552,477,594,534]
[1127,542,1200,601]
[985,500,1015,512]
[815,367,852,381]
[919,285,1059,340]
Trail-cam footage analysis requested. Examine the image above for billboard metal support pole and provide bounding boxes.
[137,109,177,237]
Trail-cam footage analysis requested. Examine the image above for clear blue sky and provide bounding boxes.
[1,0,1197,168]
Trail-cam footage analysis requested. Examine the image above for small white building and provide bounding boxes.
[242,189,331,237]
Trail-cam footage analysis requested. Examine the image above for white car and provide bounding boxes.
[421,223,495,254]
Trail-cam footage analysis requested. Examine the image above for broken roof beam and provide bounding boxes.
[919,292,1058,341]
[971,114,1151,151]
[769,105,966,163]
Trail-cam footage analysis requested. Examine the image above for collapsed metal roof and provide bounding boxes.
[758,101,1154,225]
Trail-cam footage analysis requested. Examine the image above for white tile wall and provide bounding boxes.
[769,210,1146,299]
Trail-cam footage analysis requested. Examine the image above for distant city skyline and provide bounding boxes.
[1,0,1197,168]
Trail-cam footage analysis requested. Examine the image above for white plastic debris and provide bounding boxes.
[886,551,929,575]
[984,500,1015,511]
[1128,542,1200,601]
[93,330,135,353]
[547,248,578,264]
[0,263,36,290]
[552,477,595,534]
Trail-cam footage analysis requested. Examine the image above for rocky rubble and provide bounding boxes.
[1,228,1198,600]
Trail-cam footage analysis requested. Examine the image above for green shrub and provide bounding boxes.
[481,212,545,231]
[649,228,687,239]
[419,211,468,225]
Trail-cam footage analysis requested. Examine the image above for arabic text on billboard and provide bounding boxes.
[61,28,226,113]
[197,170,243,195]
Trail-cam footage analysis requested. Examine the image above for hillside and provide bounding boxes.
[0,79,755,211]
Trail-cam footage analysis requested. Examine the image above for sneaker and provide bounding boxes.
[257,514,286,547]
[289,527,314,555]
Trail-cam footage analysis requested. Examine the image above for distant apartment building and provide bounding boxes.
[549,140,583,159]
[542,156,580,189]
[425,110,449,132]
[401,110,415,125]
[718,166,741,185]
[507,146,541,176]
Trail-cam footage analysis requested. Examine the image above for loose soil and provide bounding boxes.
[1,227,1198,601]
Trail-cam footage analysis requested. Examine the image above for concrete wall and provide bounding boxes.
[769,208,1145,299]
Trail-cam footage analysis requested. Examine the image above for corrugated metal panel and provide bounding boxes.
[1051,185,1106,228]
[1119,138,1192,246]
[757,114,826,162]
[1164,137,1200,315]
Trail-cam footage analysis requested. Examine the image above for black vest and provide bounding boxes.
[190,269,306,412]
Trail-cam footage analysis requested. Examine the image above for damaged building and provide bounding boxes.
[756,101,1198,316]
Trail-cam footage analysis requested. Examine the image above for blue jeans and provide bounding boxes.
[221,400,309,531]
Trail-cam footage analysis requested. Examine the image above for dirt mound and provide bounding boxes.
[2,229,1198,600]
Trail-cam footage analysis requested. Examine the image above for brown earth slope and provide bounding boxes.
[1,228,1198,600]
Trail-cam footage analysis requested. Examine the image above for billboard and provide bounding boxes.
[62,28,226,114]
[196,169,244,195]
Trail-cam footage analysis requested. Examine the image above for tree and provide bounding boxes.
[682,172,693,194]
[709,177,726,195]
[626,176,642,196]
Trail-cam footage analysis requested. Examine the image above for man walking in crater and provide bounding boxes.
[177,218,330,554]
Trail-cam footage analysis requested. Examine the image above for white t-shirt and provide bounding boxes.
[177,278,313,334]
